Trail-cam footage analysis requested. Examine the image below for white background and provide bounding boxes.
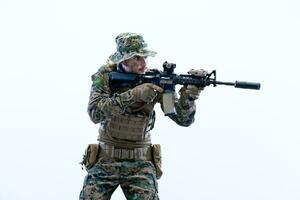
[0,0,299,199]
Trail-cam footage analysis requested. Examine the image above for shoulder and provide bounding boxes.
[91,64,117,88]
[92,64,117,78]
[99,63,117,74]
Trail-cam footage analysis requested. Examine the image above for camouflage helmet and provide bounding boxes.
[108,33,157,64]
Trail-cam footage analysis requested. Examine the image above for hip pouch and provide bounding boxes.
[152,144,163,179]
[81,144,100,170]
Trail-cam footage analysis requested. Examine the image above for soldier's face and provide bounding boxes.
[123,56,148,74]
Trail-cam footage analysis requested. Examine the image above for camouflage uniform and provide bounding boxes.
[79,33,199,200]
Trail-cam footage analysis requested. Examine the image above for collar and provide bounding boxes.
[117,63,126,72]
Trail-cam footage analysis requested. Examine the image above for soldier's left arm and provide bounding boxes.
[160,69,207,127]
[164,86,197,127]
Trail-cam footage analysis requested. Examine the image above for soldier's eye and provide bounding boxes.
[134,56,147,60]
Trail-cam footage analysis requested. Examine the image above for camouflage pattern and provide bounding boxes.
[79,158,159,200]
[82,32,199,199]
[170,68,209,124]
[88,63,197,127]
[168,88,197,126]
[88,64,124,123]
[83,63,198,199]
[130,83,163,103]
[183,85,202,101]
[109,33,157,64]
[185,69,208,100]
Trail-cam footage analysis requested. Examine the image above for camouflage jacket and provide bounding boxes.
[88,64,197,144]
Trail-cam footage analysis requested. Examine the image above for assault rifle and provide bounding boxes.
[109,61,261,115]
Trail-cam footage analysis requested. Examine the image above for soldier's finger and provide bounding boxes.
[147,84,164,93]
[149,93,157,102]
[187,85,199,91]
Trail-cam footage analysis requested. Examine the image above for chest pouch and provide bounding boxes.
[108,114,150,141]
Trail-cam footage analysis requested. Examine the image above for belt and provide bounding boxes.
[99,143,152,161]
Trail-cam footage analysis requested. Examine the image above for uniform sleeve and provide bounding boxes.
[87,70,115,123]
[87,68,134,124]
[163,87,196,127]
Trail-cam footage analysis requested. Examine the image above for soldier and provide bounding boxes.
[79,33,207,200]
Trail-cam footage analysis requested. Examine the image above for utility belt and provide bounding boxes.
[81,143,163,179]
[99,143,152,161]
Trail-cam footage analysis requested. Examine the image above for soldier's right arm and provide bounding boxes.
[88,66,165,124]
[87,67,134,124]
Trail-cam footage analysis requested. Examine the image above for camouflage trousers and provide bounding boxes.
[79,158,159,200]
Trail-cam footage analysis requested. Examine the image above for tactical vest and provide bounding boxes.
[97,64,158,148]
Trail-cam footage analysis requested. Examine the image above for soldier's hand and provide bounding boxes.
[131,83,163,103]
[179,69,209,101]
[187,69,209,90]
[179,85,202,101]
[185,85,202,100]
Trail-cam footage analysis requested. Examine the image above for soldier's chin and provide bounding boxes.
[138,67,148,74]
[139,71,147,74]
